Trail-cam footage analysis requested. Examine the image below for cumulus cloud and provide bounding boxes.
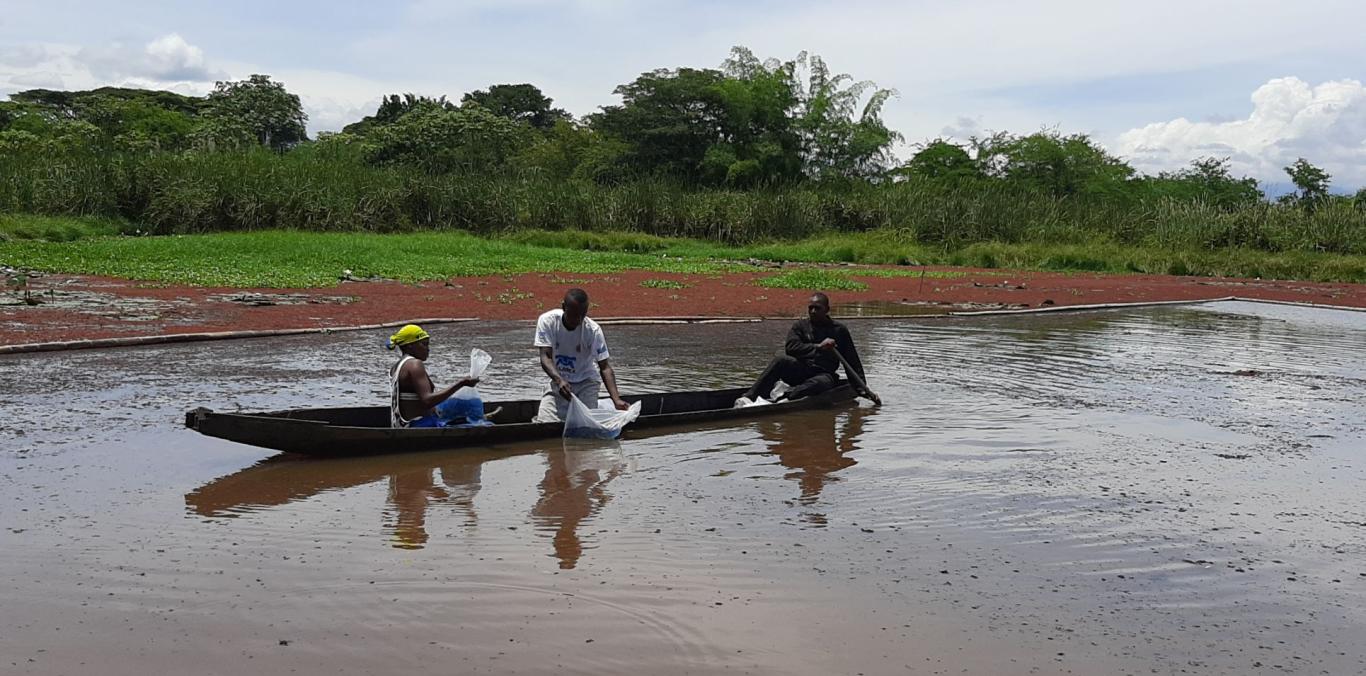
[77,33,223,84]
[1117,77,1366,188]
[0,34,225,102]
[142,34,215,81]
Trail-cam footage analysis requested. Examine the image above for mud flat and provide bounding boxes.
[2,268,1364,349]
[1,301,1364,674]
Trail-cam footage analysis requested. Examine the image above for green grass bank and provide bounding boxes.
[3,216,1364,287]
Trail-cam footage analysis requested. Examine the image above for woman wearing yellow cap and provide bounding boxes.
[388,324,480,428]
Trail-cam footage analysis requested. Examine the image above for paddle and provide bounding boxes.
[832,348,881,406]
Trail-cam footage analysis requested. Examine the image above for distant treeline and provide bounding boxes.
[0,46,1363,254]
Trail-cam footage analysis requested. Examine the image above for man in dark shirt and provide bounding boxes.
[739,292,869,404]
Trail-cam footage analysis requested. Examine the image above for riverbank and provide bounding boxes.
[3,263,1363,349]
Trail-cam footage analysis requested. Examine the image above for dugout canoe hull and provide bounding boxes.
[185,385,856,457]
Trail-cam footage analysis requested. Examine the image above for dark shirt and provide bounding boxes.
[785,318,866,380]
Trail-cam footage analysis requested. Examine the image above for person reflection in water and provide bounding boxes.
[386,461,484,549]
[531,441,627,569]
[757,408,869,526]
[387,467,448,550]
[186,450,487,552]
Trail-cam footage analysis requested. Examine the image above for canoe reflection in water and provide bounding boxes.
[184,408,864,559]
[184,439,630,559]
[757,407,871,527]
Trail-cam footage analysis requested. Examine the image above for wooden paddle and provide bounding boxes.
[833,348,881,406]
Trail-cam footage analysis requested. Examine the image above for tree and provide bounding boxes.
[588,47,807,186]
[75,96,197,151]
[342,94,455,136]
[365,102,533,174]
[590,66,733,182]
[714,47,803,185]
[790,52,901,180]
[1284,158,1330,207]
[975,130,1133,198]
[201,74,308,150]
[9,86,207,119]
[1146,156,1263,208]
[2,88,200,152]
[898,139,981,182]
[0,101,103,152]
[461,84,570,130]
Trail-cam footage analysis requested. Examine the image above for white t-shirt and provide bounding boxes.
[533,309,610,383]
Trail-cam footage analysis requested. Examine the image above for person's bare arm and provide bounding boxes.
[403,361,476,411]
[539,346,572,399]
[598,359,629,410]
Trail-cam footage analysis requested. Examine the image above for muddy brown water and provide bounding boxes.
[2,301,1364,675]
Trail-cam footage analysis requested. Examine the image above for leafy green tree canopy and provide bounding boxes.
[975,130,1133,198]
[365,101,533,174]
[461,84,570,130]
[1147,157,1263,208]
[342,94,455,136]
[3,87,203,152]
[591,46,900,186]
[790,51,901,181]
[898,139,982,182]
[9,87,207,118]
[1285,157,1331,206]
[200,74,308,151]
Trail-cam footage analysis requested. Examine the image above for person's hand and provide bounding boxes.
[460,377,480,389]
[612,397,630,411]
[818,338,837,351]
[555,379,573,400]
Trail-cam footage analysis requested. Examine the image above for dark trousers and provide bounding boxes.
[745,353,837,401]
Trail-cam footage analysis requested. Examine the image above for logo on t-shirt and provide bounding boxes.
[555,354,577,373]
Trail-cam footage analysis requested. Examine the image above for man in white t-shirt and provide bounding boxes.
[533,288,630,423]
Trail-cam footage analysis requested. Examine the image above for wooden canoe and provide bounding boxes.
[185,385,856,457]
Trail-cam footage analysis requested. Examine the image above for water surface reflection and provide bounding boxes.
[532,440,629,568]
[187,439,638,563]
[6,302,1364,675]
[758,407,871,526]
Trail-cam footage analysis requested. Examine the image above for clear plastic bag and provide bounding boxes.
[564,393,641,439]
[438,348,493,426]
[468,348,491,380]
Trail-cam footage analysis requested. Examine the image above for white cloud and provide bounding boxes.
[142,34,213,81]
[1117,77,1366,188]
[3,1,1366,172]
[0,34,228,101]
[78,33,223,83]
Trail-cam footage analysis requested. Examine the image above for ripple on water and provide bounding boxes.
[3,304,1366,674]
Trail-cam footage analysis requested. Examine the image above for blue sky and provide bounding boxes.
[3,0,1364,188]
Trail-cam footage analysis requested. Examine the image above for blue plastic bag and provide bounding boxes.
[436,348,493,426]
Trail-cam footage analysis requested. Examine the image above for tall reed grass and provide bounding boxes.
[1,148,1362,255]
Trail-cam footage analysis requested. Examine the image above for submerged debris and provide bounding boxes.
[210,293,357,307]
